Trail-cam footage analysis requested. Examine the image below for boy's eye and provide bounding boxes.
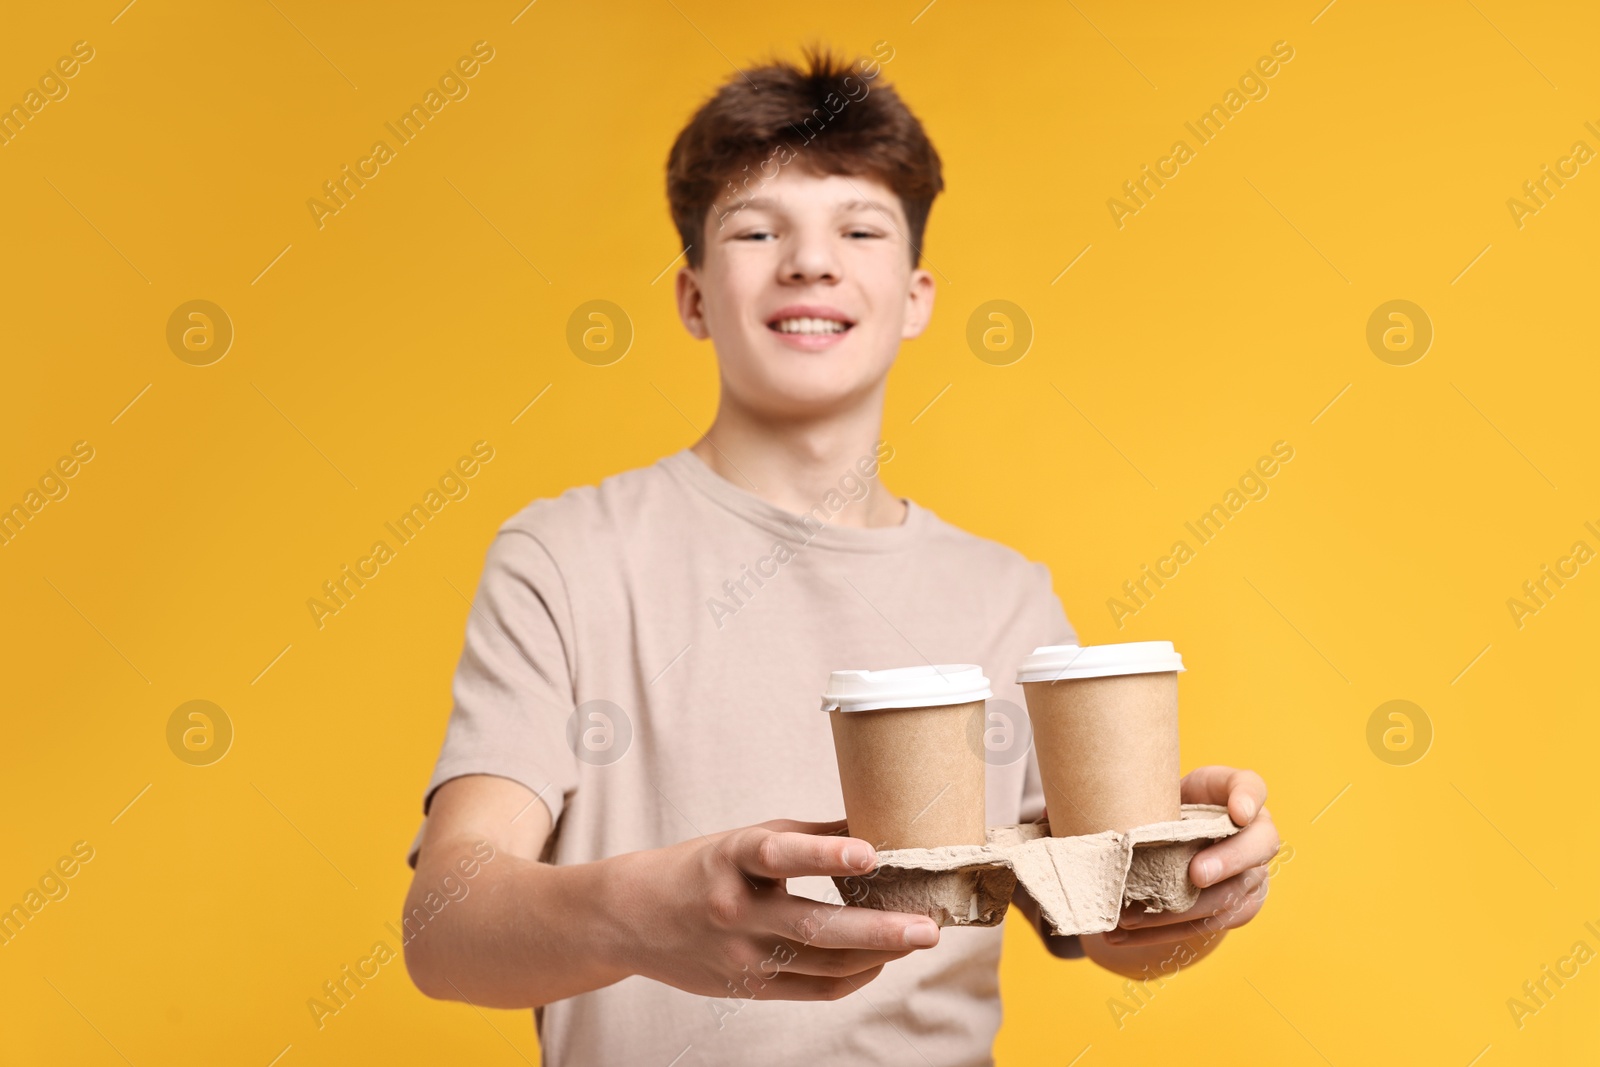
[735,227,883,241]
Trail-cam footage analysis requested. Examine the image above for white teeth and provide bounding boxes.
[772,317,849,335]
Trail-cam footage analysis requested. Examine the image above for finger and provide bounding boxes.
[765,896,941,951]
[1190,809,1279,887]
[746,964,887,1002]
[728,826,878,880]
[773,946,916,978]
[1104,871,1268,947]
[709,818,850,848]
[1181,766,1267,826]
[758,817,850,837]
[1120,866,1268,930]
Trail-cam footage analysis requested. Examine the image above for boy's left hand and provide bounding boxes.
[1098,764,1279,948]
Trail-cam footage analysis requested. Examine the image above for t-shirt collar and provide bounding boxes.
[662,448,926,554]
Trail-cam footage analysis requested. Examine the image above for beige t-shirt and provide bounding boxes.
[412,448,1081,1066]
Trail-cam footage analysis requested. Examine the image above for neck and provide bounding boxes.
[689,384,906,529]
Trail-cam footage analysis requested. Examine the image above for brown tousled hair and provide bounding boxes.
[666,44,943,268]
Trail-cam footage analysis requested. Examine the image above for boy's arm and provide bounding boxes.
[403,774,626,1006]
[402,773,945,1008]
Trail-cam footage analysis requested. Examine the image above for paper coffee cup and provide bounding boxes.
[822,664,991,850]
[1016,642,1184,837]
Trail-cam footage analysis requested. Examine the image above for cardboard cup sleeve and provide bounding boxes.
[830,804,1240,935]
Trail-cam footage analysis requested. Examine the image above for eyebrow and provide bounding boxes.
[734,196,896,216]
[839,198,897,216]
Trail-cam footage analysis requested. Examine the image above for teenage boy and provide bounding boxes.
[403,48,1278,1065]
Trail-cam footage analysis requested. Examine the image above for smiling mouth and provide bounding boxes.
[768,316,854,335]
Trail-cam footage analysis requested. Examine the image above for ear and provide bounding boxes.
[675,265,711,340]
[900,268,936,340]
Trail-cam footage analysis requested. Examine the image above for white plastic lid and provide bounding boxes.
[1016,641,1185,683]
[821,664,992,712]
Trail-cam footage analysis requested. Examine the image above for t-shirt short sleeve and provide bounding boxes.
[408,526,580,867]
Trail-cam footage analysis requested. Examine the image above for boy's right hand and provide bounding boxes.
[605,818,941,1001]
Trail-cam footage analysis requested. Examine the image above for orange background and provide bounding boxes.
[3,1,1597,1063]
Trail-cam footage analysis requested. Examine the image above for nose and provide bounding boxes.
[780,226,840,284]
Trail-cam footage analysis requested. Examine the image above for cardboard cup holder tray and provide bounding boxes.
[830,804,1239,935]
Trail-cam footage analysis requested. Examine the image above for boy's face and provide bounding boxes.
[675,168,935,420]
